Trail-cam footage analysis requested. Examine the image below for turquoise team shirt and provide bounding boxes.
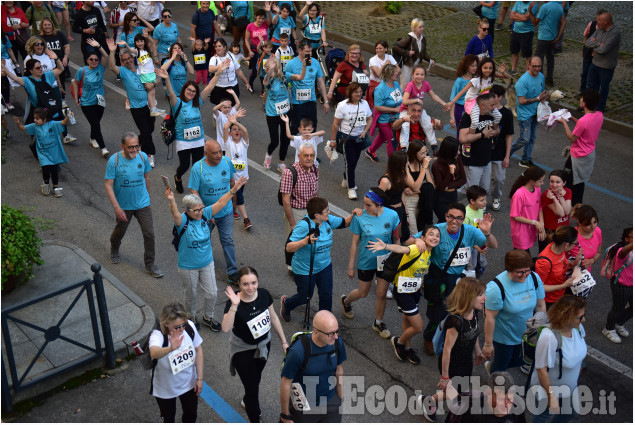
[285,57,323,104]
[153,22,179,54]
[167,61,188,99]
[75,65,105,106]
[176,206,215,269]
[373,80,402,123]
[231,1,250,18]
[481,1,498,19]
[271,15,295,44]
[290,214,344,275]
[104,151,151,211]
[23,71,59,107]
[173,97,203,142]
[536,1,564,41]
[302,15,323,47]
[1,39,12,59]
[414,223,486,275]
[512,2,538,33]
[264,77,291,117]
[485,270,546,345]
[118,66,149,108]
[350,208,400,270]
[450,77,470,106]
[515,71,545,122]
[188,156,235,218]
[25,121,68,166]
[119,26,146,48]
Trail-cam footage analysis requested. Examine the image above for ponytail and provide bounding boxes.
[606,227,633,263]
[508,166,545,199]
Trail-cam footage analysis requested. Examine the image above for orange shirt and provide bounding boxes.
[535,243,570,304]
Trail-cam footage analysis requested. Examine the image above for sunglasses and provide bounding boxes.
[34,42,44,46]
[131,19,140,23]
[480,27,489,32]
[163,14,172,18]
[87,57,99,62]
[32,66,42,70]
[172,323,187,331]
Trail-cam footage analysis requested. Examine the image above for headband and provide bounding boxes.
[366,190,383,206]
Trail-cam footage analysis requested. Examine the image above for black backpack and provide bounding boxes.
[161,101,183,147]
[281,332,341,377]
[284,217,312,266]
[381,251,423,284]
[28,76,63,119]
[492,272,539,301]
[171,214,209,251]
[278,164,317,206]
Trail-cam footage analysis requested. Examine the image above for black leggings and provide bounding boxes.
[176,146,204,180]
[11,41,27,65]
[80,104,105,149]
[42,164,60,185]
[266,114,289,160]
[248,47,258,87]
[605,282,633,330]
[386,203,409,243]
[130,106,156,155]
[1,76,10,102]
[155,387,198,423]
[232,343,270,423]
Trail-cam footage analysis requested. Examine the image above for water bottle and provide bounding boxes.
[68,110,76,125]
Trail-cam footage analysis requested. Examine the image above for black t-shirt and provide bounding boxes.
[491,106,514,161]
[459,112,494,167]
[42,33,69,63]
[440,313,479,378]
[224,288,274,345]
[74,6,108,44]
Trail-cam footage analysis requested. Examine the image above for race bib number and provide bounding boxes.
[390,89,402,104]
[376,253,390,272]
[280,55,292,63]
[473,218,481,228]
[397,276,422,293]
[291,382,311,411]
[96,94,106,107]
[275,98,290,114]
[9,17,21,26]
[296,88,311,101]
[262,58,268,68]
[571,269,597,296]
[280,27,292,36]
[139,52,152,64]
[353,71,369,85]
[309,23,321,34]
[353,112,367,127]
[184,126,201,140]
[247,309,271,339]
[450,247,471,267]
[232,160,246,171]
[194,54,206,65]
[168,343,195,375]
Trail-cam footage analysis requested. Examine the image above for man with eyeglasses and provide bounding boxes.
[73,1,109,61]
[280,310,346,423]
[105,131,163,278]
[408,203,497,355]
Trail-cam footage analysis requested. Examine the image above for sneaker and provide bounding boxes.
[227,273,239,285]
[520,364,531,375]
[6,102,14,110]
[90,139,99,149]
[509,69,518,76]
[602,328,622,343]
[145,264,164,278]
[420,395,438,422]
[40,183,50,196]
[615,324,630,338]
[240,398,246,408]
[263,154,272,170]
[233,212,240,220]
[519,160,534,168]
[63,134,77,144]
[347,188,357,200]
[280,295,291,322]
[109,250,120,264]
[372,321,391,339]
[150,107,163,117]
[340,295,353,319]
[484,360,492,375]
[405,348,421,365]
[386,285,393,299]
[495,23,503,31]
[365,149,378,162]
[116,76,121,82]
[202,317,221,332]
[391,336,407,361]
[341,178,348,188]
[174,175,184,193]
[492,198,501,211]
[53,187,63,198]
[276,163,287,174]
[101,147,109,157]
[243,218,252,230]
[148,155,155,168]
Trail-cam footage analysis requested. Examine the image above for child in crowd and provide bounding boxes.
[191,37,210,85]
[229,41,246,67]
[602,227,633,344]
[212,89,241,153]
[464,185,497,278]
[223,114,252,230]
[274,32,294,71]
[270,3,296,50]
[280,114,324,167]
[13,108,69,197]
[539,169,572,252]
[509,165,546,255]
[256,40,274,96]
[570,204,602,273]
[121,35,163,116]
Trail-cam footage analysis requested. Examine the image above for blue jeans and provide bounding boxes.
[586,64,615,112]
[286,263,333,312]
[510,117,538,162]
[490,341,524,372]
[209,212,237,275]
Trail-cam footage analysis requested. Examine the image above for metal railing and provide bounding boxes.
[1,264,115,413]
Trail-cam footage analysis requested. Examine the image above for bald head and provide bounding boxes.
[204,139,222,166]
[312,310,339,347]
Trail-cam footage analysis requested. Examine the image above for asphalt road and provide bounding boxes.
[3,2,632,422]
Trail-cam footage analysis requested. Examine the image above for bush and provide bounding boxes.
[385,1,402,14]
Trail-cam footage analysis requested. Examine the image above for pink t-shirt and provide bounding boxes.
[399,80,432,112]
[246,22,269,48]
[569,226,602,272]
[571,111,603,158]
[615,248,633,287]
[510,186,542,250]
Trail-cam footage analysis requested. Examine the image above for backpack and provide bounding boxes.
[391,35,411,67]
[277,164,317,206]
[381,251,423,284]
[160,100,183,147]
[492,272,539,302]
[27,76,63,119]
[171,213,209,251]
[600,243,633,282]
[432,314,465,356]
[281,332,341,377]
[284,217,312,266]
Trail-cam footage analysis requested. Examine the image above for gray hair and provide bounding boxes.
[120,131,138,145]
[487,371,515,394]
[298,142,316,156]
[182,194,204,210]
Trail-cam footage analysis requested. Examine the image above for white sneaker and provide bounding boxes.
[492,198,501,211]
[101,147,109,157]
[90,139,99,149]
[63,135,76,144]
[341,178,347,188]
[148,155,155,168]
[150,108,162,117]
[386,285,393,299]
[615,324,630,338]
[62,100,68,108]
[348,188,357,200]
[53,187,63,198]
[603,328,622,343]
[520,364,531,375]
[40,183,50,196]
[263,154,272,170]
[276,163,287,174]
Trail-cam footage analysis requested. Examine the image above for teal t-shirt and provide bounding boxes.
[373,80,402,123]
[153,22,179,54]
[272,15,295,44]
[23,71,59,107]
[25,121,68,166]
[167,61,188,99]
[450,77,470,106]
[350,208,400,271]
[173,97,204,142]
[512,2,538,34]
[119,26,146,48]
[418,223,486,275]
[302,15,324,47]
[75,65,105,106]
[485,270,546,345]
[176,207,215,269]
[264,77,290,117]
[118,66,149,108]
[1,39,12,59]
[285,57,323,104]
[290,215,344,275]
[187,157,235,218]
[104,151,151,210]
[481,1,499,19]
[515,71,545,121]
[536,1,564,41]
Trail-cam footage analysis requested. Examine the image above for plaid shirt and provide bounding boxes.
[280,162,319,209]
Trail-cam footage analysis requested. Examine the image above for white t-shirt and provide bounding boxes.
[275,45,295,69]
[369,54,397,82]
[465,76,494,102]
[136,1,162,21]
[136,49,155,75]
[93,1,110,24]
[334,99,372,137]
[149,320,203,399]
[290,135,323,165]
[225,137,249,179]
[214,107,237,152]
[25,54,56,73]
[209,54,241,87]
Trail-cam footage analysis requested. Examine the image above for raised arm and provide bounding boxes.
[164,186,183,226]
[155,67,178,107]
[107,38,121,75]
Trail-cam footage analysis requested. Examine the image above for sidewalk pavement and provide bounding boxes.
[1,240,156,407]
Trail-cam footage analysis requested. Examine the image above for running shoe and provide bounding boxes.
[340,295,353,319]
[202,317,221,332]
[53,187,63,198]
[519,160,534,168]
[227,273,239,285]
[341,178,347,188]
[234,212,240,220]
[347,188,357,200]
[90,139,99,149]
[520,364,531,375]
[386,285,393,299]
[365,149,378,162]
[391,336,406,361]
[63,134,77,144]
[145,264,164,278]
[615,324,630,338]
[492,198,501,211]
[509,69,518,76]
[263,153,272,170]
[40,183,50,196]
[174,175,184,193]
[495,23,503,31]
[405,348,421,365]
[101,147,109,157]
[372,321,391,339]
[243,218,252,230]
[277,163,287,174]
[602,328,622,343]
[280,295,291,322]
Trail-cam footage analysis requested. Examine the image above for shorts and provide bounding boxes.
[357,269,386,283]
[394,290,421,316]
[53,6,66,13]
[140,72,157,84]
[510,31,534,58]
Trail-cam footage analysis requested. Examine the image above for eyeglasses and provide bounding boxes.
[480,27,489,32]
[321,208,330,215]
[125,144,141,150]
[513,269,532,276]
[314,327,339,338]
[163,14,172,18]
[32,66,42,70]
[350,52,360,55]
[446,214,465,222]
[189,207,205,213]
[576,313,585,321]
[34,42,44,46]
[131,19,140,23]
[88,58,99,62]
[172,323,187,331]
